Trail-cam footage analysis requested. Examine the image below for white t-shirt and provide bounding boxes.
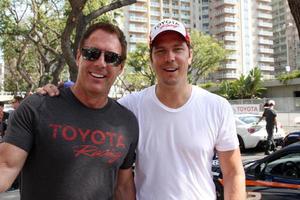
[118,85,239,200]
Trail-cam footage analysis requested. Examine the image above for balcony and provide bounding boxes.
[129,6,147,12]
[257,4,272,11]
[258,21,272,28]
[259,57,274,62]
[215,0,238,8]
[258,30,273,36]
[129,17,147,23]
[216,73,239,79]
[225,45,237,50]
[227,54,239,59]
[257,13,272,20]
[218,26,237,33]
[129,37,147,43]
[259,48,274,54]
[258,39,273,45]
[224,63,238,69]
[216,8,237,16]
[259,65,274,71]
[216,17,238,25]
[224,35,237,41]
[150,2,160,7]
[129,27,148,33]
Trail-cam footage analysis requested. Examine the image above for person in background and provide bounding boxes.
[10,96,23,110]
[0,22,138,200]
[257,99,277,155]
[0,102,9,140]
[38,19,246,200]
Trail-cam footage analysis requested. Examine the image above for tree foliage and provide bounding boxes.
[217,67,266,99]
[189,30,228,84]
[277,70,300,85]
[122,43,155,92]
[0,0,136,92]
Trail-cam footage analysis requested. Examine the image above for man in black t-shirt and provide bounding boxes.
[0,23,138,200]
[257,100,277,155]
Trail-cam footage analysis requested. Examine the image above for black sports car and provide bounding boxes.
[282,131,300,147]
[213,142,300,200]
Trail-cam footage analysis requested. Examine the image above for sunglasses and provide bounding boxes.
[81,47,123,66]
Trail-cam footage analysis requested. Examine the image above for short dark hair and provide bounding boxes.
[0,102,4,107]
[13,96,23,103]
[79,22,127,64]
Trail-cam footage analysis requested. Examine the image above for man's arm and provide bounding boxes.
[218,149,246,200]
[115,168,136,200]
[0,143,28,192]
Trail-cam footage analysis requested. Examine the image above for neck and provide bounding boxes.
[71,86,108,109]
[155,83,192,109]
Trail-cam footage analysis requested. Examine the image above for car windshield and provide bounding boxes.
[238,116,260,124]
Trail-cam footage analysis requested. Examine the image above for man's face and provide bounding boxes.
[75,29,124,97]
[12,99,20,110]
[151,31,192,87]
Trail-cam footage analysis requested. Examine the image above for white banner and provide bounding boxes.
[232,104,260,114]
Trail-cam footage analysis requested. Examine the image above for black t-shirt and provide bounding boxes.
[4,88,139,200]
[263,108,277,127]
[0,111,9,137]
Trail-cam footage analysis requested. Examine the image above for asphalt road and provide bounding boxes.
[0,149,267,200]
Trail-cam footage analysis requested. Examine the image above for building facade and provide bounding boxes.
[122,0,300,82]
[272,0,300,74]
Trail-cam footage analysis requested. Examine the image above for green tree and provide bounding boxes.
[122,43,155,92]
[189,30,228,84]
[0,0,136,92]
[217,67,265,99]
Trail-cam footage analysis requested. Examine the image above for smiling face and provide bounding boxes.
[151,31,192,87]
[75,29,124,98]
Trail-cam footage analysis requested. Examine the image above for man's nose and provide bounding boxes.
[165,50,175,62]
[94,52,107,68]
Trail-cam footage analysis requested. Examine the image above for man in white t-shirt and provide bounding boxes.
[39,19,246,200]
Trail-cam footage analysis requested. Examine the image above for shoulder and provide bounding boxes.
[118,86,154,110]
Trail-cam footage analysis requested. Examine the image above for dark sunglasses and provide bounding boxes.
[81,47,123,66]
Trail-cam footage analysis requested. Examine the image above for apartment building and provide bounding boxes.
[272,0,300,74]
[122,0,277,81]
[123,0,203,52]
[209,0,274,81]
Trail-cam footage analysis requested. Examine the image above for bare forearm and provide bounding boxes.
[115,184,136,200]
[223,173,246,200]
[0,165,16,192]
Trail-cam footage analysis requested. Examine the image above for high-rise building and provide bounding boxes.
[122,0,277,81]
[123,0,198,52]
[272,0,300,74]
[209,0,274,81]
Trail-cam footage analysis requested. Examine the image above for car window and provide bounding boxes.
[264,153,300,179]
[238,116,260,124]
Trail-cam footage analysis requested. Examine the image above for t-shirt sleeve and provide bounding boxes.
[3,94,42,152]
[119,114,139,169]
[215,99,239,151]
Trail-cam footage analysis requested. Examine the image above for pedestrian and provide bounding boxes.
[257,99,277,155]
[0,102,9,139]
[39,19,246,200]
[0,22,139,200]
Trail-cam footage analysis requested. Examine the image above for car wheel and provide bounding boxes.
[238,135,245,152]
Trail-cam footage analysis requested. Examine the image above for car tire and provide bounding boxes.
[238,135,245,152]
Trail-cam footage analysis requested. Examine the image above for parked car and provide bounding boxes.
[213,142,300,200]
[235,114,285,151]
[282,131,300,147]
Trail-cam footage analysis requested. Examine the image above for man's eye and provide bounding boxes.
[174,47,184,52]
[155,49,166,54]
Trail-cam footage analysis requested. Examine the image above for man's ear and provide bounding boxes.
[75,49,81,67]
